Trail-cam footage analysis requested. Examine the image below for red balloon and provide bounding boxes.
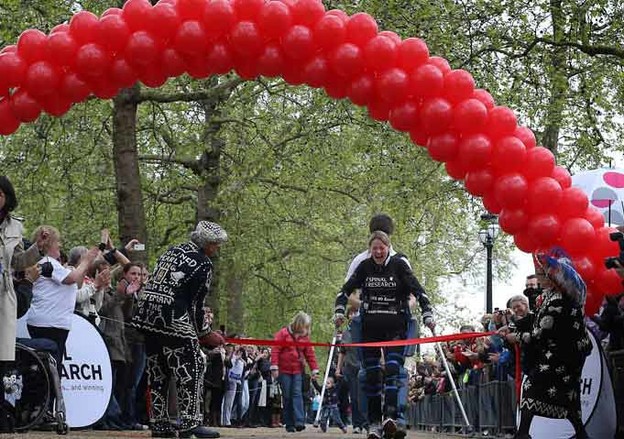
[9,89,41,122]
[482,190,502,214]
[47,31,78,68]
[161,48,186,77]
[409,128,428,147]
[494,173,528,209]
[428,56,451,74]
[323,77,348,100]
[50,23,71,34]
[488,106,517,139]
[427,133,458,162]
[584,289,603,316]
[561,217,596,255]
[514,230,537,253]
[571,256,596,283]
[123,0,153,30]
[326,9,348,22]
[551,165,572,189]
[378,30,401,45]
[69,11,100,44]
[125,31,159,68]
[231,0,264,21]
[75,43,110,80]
[443,69,475,103]
[452,98,488,134]
[364,36,397,72]
[584,206,605,230]
[203,0,236,40]
[98,13,131,53]
[367,99,390,122]
[525,177,562,214]
[420,98,452,136]
[346,12,378,47]
[60,72,91,102]
[465,169,494,197]
[313,14,346,50]
[524,146,556,180]
[17,29,48,63]
[514,125,536,149]
[528,213,561,248]
[0,99,20,135]
[559,187,589,219]
[282,25,314,60]
[174,21,209,56]
[110,59,138,88]
[177,0,208,21]
[409,64,443,98]
[90,78,120,99]
[330,43,364,78]
[499,208,528,234]
[457,133,492,171]
[290,0,326,27]
[594,268,622,295]
[185,55,213,79]
[206,44,233,75]
[25,61,60,99]
[0,51,27,90]
[301,55,329,87]
[473,88,495,109]
[445,160,468,181]
[230,21,264,58]
[258,1,293,41]
[40,93,72,117]
[376,68,408,103]
[138,64,168,88]
[491,136,527,174]
[347,74,374,106]
[101,7,122,18]
[257,45,285,77]
[389,101,418,132]
[148,3,181,43]
[397,38,429,71]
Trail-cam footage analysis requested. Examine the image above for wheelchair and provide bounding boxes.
[6,339,69,435]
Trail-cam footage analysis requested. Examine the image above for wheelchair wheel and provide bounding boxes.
[12,343,52,431]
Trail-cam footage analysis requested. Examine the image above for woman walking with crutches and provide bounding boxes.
[334,231,434,439]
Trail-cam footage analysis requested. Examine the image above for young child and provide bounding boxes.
[318,376,347,434]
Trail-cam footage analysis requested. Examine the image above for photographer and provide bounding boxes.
[523,275,542,311]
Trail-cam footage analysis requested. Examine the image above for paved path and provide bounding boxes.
[0,426,457,438]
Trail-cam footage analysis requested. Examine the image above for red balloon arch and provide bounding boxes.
[0,0,620,313]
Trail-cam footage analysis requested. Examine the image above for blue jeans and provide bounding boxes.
[279,373,304,429]
[343,364,367,429]
[123,342,146,424]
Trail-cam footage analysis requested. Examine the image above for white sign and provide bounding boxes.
[17,313,113,428]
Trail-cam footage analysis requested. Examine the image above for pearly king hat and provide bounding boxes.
[194,221,228,244]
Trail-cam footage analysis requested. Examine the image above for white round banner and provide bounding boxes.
[17,312,113,428]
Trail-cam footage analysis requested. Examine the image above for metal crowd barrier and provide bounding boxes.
[409,380,516,434]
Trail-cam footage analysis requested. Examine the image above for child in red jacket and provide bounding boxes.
[270,311,319,433]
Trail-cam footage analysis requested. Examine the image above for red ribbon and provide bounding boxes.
[224,331,494,348]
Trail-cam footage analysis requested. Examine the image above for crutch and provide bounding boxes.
[313,329,342,427]
[431,327,471,429]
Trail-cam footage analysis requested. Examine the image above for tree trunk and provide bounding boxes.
[112,85,148,255]
[541,0,568,154]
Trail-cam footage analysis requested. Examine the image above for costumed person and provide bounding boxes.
[513,249,592,439]
[132,221,228,439]
[334,230,434,439]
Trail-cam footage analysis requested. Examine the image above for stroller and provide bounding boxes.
[5,338,69,435]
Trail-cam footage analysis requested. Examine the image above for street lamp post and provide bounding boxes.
[478,215,499,314]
